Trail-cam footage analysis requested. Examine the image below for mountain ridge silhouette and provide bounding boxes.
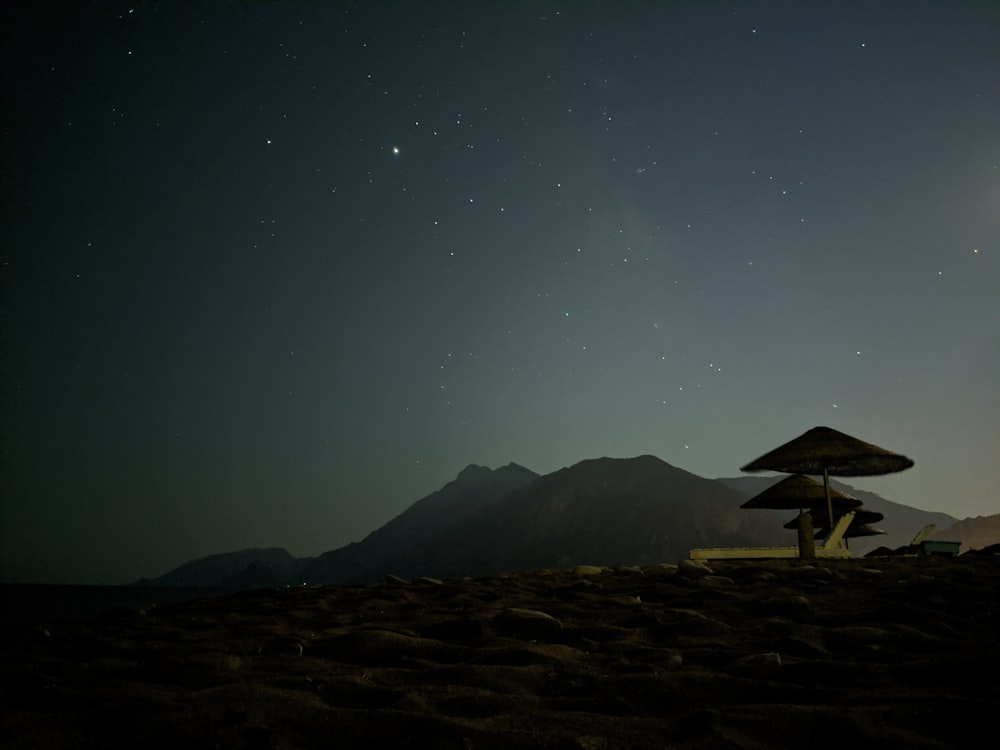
[142,455,964,588]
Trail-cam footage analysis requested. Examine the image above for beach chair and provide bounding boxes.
[910,524,936,546]
[901,524,961,556]
[689,512,856,560]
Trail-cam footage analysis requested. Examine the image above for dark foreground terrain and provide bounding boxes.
[2,556,998,749]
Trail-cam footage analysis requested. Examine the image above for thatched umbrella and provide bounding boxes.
[812,521,887,548]
[783,507,884,530]
[817,524,886,540]
[740,474,862,511]
[784,508,885,537]
[741,426,914,532]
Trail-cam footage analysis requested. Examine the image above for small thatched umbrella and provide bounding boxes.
[784,508,885,537]
[740,474,862,511]
[783,507,884,530]
[817,524,886,540]
[741,426,914,532]
[812,521,887,548]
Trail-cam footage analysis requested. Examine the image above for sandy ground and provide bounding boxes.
[2,556,997,749]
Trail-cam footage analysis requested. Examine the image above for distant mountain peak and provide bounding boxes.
[142,547,302,588]
[562,454,687,476]
[574,454,671,466]
[456,462,537,485]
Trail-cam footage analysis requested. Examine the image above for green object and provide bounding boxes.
[920,540,961,556]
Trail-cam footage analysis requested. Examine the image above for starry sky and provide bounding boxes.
[2,1,997,584]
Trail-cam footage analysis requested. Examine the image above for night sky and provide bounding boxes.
[2,1,997,584]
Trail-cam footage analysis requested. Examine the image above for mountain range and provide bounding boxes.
[141,455,993,589]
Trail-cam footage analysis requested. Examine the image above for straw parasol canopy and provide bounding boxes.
[783,508,884,531]
[741,426,914,529]
[811,521,887,540]
[740,474,863,511]
[818,524,886,540]
[740,426,914,477]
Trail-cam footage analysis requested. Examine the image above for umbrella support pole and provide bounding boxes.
[796,510,816,560]
[823,466,838,548]
[823,466,833,528]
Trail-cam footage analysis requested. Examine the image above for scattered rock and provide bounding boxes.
[658,608,731,637]
[612,595,643,606]
[420,617,490,646]
[678,559,714,579]
[317,629,464,665]
[614,565,644,575]
[824,625,893,654]
[662,648,685,668]
[744,570,777,583]
[753,595,813,617]
[698,575,734,587]
[383,574,410,585]
[259,636,306,657]
[728,651,782,676]
[827,625,892,641]
[788,565,837,583]
[494,608,563,640]
[789,565,833,578]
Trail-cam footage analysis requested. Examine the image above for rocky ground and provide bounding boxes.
[2,556,998,749]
